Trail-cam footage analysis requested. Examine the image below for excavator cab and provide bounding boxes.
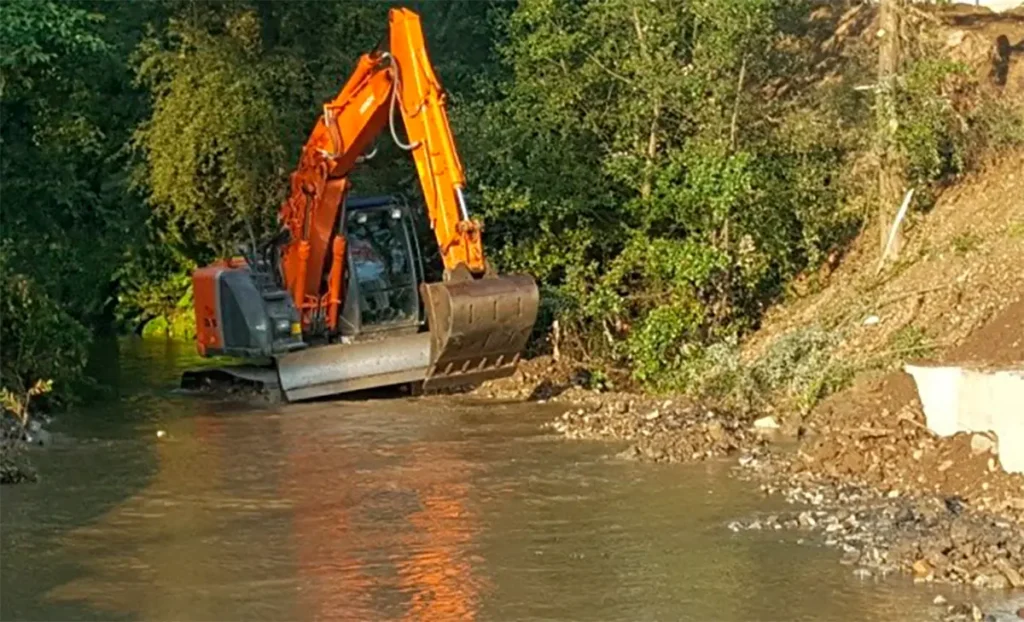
[274,195,538,401]
[336,196,424,338]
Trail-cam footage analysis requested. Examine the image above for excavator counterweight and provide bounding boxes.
[183,10,538,401]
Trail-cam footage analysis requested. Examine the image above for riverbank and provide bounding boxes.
[479,354,1024,620]
[0,414,48,484]
[476,152,1024,615]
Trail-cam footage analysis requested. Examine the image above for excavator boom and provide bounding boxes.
[187,9,538,401]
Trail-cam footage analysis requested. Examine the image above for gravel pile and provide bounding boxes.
[545,394,767,463]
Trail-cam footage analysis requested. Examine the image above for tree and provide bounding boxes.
[876,0,905,262]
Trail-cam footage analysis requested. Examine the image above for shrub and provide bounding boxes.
[0,255,90,402]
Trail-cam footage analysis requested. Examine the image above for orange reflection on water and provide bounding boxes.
[282,417,483,622]
[395,474,479,621]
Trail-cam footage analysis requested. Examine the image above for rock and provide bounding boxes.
[970,434,997,456]
[913,559,934,578]
[26,428,52,446]
[852,567,873,579]
[934,595,947,605]
[798,511,816,528]
[863,315,881,326]
[971,574,992,589]
[938,459,955,472]
[987,573,1010,589]
[950,521,973,546]
[645,410,661,421]
[840,549,861,565]
[706,421,724,443]
[993,558,1024,588]
[946,498,966,516]
[1016,606,1024,619]
[753,416,779,430]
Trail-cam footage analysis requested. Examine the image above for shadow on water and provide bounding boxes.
[0,337,254,621]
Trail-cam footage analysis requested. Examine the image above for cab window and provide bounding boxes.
[345,206,418,330]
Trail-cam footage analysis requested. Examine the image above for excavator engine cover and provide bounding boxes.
[420,272,539,390]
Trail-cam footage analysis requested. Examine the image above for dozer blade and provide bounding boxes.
[420,273,539,391]
[275,332,432,401]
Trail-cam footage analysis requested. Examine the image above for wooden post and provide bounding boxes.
[877,0,904,261]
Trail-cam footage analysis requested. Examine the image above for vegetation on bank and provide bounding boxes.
[1,0,1022,422]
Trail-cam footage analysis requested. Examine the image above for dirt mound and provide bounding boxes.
[794,282,1024,522]
[942,295,1024,366]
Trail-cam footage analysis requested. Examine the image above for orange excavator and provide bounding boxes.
[182,8,538,402]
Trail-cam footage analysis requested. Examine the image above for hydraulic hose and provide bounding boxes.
[381,52,418,152]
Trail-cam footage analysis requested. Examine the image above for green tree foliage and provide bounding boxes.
[464,0,860,383]
[0,247,89,398]
[1,0,152,396]
[133,10,289,261]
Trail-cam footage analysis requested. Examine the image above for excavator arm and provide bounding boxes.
[280,8,485,326]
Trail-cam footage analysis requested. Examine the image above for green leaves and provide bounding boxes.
[0,0,107,95]
[0,249,90,399]
[133,16,286,260]
[464,0,867,386]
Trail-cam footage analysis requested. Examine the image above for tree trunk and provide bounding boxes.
[633,6,659,201]
[877,0,904,261]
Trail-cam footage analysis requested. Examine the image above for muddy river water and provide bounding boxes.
[1,339,957,621]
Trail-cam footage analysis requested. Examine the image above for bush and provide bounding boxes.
[752,327,851,413]
[1,251,90,402]
[895,56,1024,197]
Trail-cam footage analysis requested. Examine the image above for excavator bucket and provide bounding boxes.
[420,274,539,391]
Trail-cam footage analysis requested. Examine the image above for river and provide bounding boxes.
[1,338,954,621]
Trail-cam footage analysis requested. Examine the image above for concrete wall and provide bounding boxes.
[906,365,1024,474]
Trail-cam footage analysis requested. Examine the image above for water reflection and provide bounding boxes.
[282,408,484,621]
